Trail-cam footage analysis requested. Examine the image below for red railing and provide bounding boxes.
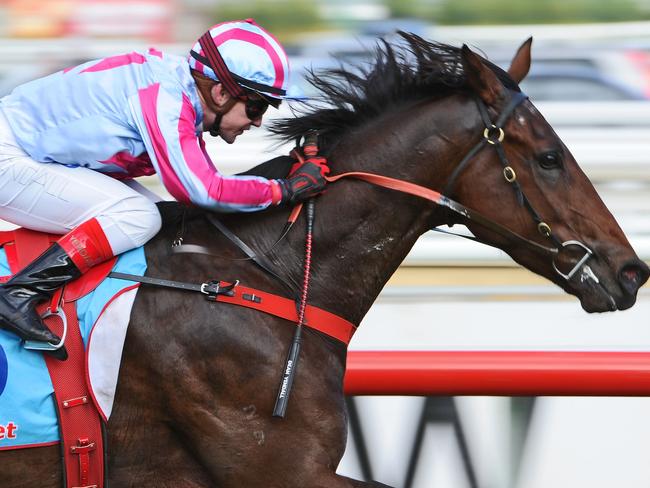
[343,351,650,396]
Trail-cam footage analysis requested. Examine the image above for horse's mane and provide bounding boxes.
[270,32,519,152]
[155,34,521,226]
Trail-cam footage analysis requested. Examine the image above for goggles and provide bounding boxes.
[243,95,269,121]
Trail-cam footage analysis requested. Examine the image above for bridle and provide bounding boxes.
[444,90,594,281]
[167,89,598,418]
[324,90,595,282]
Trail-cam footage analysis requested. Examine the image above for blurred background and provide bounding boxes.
[1,1,649,487]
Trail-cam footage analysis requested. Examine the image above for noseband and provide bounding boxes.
[325,90,594,282]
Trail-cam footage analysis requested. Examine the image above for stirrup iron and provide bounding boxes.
[23,308,68,352]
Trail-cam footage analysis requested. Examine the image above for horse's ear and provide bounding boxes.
[508,37,533,83]
[461,44,505,106]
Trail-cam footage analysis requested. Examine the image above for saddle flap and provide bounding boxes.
[64,259,118,301]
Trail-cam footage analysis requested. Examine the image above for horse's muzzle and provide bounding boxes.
[569,256,648,313]
[615,259,650,310]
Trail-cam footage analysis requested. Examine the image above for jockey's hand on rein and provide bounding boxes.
[279,157,330,205]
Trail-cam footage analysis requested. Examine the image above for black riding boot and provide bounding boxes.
[0,243,81,360]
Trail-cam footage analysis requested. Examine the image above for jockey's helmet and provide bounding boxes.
[189,19,299,108]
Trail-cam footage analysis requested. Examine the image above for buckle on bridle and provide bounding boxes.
[483,124,504,144]
[537,222,552,238]
[200,281,218,295]
[552,240,593,281]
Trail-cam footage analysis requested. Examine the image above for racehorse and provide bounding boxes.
[4,33,648,487]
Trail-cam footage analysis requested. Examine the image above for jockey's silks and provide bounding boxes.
[0,50,276,212]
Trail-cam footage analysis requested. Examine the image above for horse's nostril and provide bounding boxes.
[619,261,650,295]
[623,269,640,283]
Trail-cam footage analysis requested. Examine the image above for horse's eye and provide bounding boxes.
[539,151,562,170]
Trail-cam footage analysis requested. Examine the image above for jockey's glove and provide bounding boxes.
[278,157,330,205]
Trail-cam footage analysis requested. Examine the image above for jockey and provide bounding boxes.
[0,19,328,358]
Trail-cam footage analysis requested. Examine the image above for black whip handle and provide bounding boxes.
[272,328,302,418]
[272,201,315,418]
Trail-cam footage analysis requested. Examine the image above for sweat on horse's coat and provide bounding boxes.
[2,33,648,488]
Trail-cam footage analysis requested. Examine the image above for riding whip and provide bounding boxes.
[273,199,315,418]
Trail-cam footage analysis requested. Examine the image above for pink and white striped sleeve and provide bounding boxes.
[133,82,282,212]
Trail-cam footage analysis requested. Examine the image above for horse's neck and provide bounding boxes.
[153,96,472,327]
[305,193,427,325]
[280,98,469,325]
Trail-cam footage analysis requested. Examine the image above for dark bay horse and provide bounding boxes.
[4,34,648,487]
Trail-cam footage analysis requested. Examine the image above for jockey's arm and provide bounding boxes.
[131,84,283,213]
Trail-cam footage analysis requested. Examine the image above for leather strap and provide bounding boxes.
[109,272,356,345]
[324,171,557,256]
[8,229,105,488]
[205,214,298,294]
[109,271,233,297]
[217,281,355,345]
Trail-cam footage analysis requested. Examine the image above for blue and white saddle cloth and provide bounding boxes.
[0,247,146,450]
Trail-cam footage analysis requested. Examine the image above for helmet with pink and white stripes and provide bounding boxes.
[189,19,295,105]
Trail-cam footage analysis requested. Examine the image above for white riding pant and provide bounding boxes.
[0,112,162,255]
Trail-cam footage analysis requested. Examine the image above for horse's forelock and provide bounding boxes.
[269,32,520,152]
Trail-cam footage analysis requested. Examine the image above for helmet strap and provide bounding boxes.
[199,32,246,100]
[191,71,239,137]
[208,96,238,137]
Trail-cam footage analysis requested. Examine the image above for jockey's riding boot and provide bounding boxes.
[0,243,81,359]
[0,218,114,360]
